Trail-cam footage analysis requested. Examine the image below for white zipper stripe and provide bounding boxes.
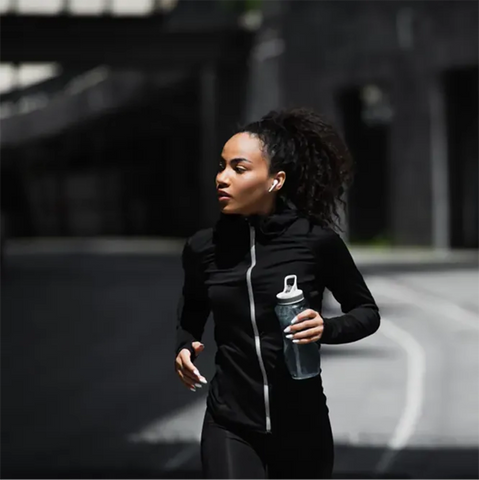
[246,225,272,432]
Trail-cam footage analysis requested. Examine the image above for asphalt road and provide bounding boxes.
[1,253,478,479]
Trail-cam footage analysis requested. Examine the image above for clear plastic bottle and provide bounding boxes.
[275,275,321,380]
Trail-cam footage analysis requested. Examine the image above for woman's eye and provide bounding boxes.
[235,167,246,173]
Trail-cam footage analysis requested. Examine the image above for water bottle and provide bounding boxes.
[275,275,321,380]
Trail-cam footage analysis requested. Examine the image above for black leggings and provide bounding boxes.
[201,409,334,479]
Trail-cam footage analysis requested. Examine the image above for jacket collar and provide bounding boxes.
[214,197,300,239]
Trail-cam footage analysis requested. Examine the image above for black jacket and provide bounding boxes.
[176,199,380,434]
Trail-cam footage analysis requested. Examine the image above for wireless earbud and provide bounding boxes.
[268,179,279,193]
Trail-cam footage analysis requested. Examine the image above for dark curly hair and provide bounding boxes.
[236,108,354,231]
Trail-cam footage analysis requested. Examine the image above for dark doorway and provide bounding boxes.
[444,66,479,249]
[338,84,392,244]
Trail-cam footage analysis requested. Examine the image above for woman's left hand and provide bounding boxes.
[283,309,324,344]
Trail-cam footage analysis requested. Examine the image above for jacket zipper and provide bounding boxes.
[246,223,272,433]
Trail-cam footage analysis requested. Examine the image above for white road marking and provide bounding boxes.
[164,444,199,471]
[371,276,478,474]
[375,318,426,475]
[128,396,206,444]
[127,396,207,473]
[372,278,479,331]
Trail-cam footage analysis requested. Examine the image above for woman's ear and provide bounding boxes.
[276,171,286,190]
[268,171,286,193]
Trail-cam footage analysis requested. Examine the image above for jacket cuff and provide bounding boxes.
[320,317,334,343]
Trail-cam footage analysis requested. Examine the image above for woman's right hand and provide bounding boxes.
[175,341,207,392]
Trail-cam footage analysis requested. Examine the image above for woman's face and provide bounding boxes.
[216,133,283,216]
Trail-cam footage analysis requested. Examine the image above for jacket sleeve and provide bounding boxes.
[175,238,210,359]
[319,231,380,344]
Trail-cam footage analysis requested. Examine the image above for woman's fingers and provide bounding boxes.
[291,309,317,324]
[182,355,208,385]
[177,357,200,382]
[290,334,322,344]
[176,362,203,389]
[182,366,202,384]
[283,311,324,343]
[177,369,203,391]
[289,326,323,341]
[175,349,208,392]
[286,318,318,333]
[283,310,324,343]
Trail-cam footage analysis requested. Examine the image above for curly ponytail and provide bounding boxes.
[236,108,354,231]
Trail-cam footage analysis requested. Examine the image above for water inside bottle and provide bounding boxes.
[275,275,321,380]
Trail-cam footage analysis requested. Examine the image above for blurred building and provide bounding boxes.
[1,0,477,248]
[0,0,254,238]
[281,1,478,249]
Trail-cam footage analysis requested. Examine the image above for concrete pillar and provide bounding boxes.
[429,76,450,250]
[243,0,286,122]
[389,56,433,246]
[199,62,219,228]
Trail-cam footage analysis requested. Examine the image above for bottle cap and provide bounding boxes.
[276,275,304,305]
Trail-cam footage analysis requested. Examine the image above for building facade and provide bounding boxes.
[279,0,478,248]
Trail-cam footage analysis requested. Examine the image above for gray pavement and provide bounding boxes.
[323,271,479,478]
[1,249,478,479]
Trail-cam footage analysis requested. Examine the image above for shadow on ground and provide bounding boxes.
[2,443,478,479]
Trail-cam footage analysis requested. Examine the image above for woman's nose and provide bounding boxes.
[216,171,230,188]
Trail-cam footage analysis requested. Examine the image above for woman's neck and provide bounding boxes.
[243,196,277,218]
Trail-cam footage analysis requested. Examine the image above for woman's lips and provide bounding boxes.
[217,190,232,201]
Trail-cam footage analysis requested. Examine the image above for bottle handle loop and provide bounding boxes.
[283,274,298,294]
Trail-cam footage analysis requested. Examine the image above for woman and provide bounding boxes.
[175,108,380,479]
